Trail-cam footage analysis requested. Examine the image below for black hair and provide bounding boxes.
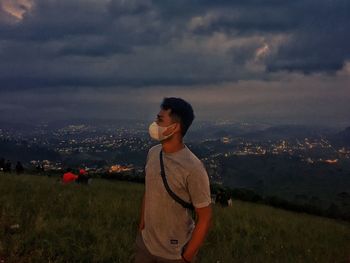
[160,97,195,137]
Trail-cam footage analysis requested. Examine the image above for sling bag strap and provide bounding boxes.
[159,150,194,211]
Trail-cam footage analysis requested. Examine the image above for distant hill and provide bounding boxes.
[186,122,272,142]
[0,139,60,163]
[330,126,350,146]
[241,125,336,141]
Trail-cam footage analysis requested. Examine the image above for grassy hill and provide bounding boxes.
[0,174,349,263]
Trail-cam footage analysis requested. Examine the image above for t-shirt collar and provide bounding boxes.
[162,144,187,156]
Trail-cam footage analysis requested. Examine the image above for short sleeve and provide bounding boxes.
[187,161,212,208]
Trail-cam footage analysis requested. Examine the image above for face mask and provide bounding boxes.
[148,121,176,141]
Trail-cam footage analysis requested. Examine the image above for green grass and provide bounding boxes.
[0,174,349,263]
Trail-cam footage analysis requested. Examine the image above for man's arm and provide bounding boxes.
[138,193,145,232]
[182,204,213,262]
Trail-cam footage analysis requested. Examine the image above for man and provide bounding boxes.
[77,168,90,184]
[15,161,24,175]
[5,160,12,173]
[134,97,212,263]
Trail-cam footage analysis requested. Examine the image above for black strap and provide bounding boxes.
[159,150,194,210]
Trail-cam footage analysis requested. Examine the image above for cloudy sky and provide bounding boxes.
[0,0,349,127]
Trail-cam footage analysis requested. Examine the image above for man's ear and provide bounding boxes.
[175,122,181,133]
[172,122,181,134]
[163,122,180,136]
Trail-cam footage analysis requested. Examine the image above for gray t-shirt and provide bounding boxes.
[141,143,211,260]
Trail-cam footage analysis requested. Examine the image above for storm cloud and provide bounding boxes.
[0,0,349,125]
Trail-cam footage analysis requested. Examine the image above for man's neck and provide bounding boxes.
[161,138,185,153]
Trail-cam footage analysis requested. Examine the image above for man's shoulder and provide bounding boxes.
[184,146,204,168]
[148,144,162,155]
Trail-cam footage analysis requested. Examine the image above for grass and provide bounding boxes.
[0,174,349,263]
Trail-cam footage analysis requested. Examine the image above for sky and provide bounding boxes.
[0,0,349,127]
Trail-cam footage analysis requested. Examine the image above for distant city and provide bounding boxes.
[0,120,349,180]
[1,119,350,216]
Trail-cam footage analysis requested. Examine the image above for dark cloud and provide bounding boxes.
[108,0,153,16]
[0,1,109,41]
[266,0,350,73]
[0,0,349,92]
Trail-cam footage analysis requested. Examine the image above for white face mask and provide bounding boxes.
[148,121,176,141]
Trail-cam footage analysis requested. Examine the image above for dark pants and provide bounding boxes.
[133,232,197,263]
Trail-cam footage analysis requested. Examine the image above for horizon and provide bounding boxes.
[0,117,349,131]
[0,117,349,130]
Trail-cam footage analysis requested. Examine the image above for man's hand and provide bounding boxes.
[138,221,145,232]
[181,204,213,262]
[180,254,191,263]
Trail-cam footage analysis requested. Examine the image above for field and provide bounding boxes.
[0,174,349,263]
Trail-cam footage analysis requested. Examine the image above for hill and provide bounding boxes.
[0,174,349,262]
[241,124,336,141]
[0,139,60,163]
[331,126,350,147]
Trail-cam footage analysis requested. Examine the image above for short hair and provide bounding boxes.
[160,97,195,137]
